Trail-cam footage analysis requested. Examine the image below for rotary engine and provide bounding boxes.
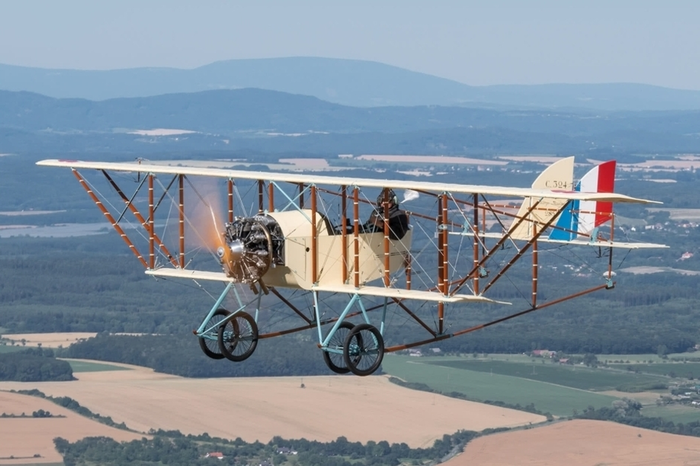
[218,214,284,283]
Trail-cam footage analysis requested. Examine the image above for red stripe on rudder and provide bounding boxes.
[595,160,616,227]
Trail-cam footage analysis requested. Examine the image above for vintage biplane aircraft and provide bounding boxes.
[37,157,665,376]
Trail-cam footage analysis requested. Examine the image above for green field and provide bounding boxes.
[619,362,700,378]
[382,355,618,417]
[641,404,700,423]
[424,359,667,391]
[65,360,130,373]
[0,344,25,354]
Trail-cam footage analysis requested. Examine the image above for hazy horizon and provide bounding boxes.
[1,1,699,90]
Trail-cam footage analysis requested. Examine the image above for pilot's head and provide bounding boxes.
[376,188,398,207]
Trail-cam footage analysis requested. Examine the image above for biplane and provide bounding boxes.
[37,157,665,376]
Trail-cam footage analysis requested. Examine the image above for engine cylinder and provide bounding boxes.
[219,215,284,283]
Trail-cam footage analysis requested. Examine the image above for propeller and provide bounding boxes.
[188,186,226,257]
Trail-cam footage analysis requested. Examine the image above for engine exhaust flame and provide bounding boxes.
[187,179,226,253]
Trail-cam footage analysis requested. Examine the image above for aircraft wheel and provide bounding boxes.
[198,308,230,360]
[322,321,355,374]
[218,311,259,362]
[343,323,384,376]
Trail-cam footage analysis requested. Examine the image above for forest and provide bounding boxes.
[53,429,479,466]
[0,348,73,381]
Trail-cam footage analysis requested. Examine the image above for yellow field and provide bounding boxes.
[2,332,97,348]
[448,419,700,466]
[0,362,543,453]
[5,342,700,465]
[0,391,145,465]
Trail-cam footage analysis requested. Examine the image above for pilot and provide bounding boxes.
[362,188,409,240]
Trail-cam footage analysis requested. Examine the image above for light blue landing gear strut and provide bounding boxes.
[316,292,386,376]
[195,281,260,362]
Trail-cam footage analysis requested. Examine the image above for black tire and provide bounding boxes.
[322,322,355,374]
[343,323,384,376]
[198,308,230,360]
[218,311,259,362]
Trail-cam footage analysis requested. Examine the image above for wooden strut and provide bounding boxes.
[72,169,148,268]
[384,283,610,352]
[341,185,348,284]
[179,175,185,268]
[406,213,412,290]
[266,294,404,341]
[148,174,155,269]
[437,194,447,334]
[449,198,544,296]
[481,202,568,294]
[268,287,313,324]
[353,187,360,288]
[268,181,274,213]
[532,223,538,308]
[227,179,234,223]
[453,195,593,242]
[311,185,318,285]
[383,189,391,287]
[257,180,264,213]
[392,298,437,337]
[101,170,179,268]
[473,193,480,294]
[266,307,373,340]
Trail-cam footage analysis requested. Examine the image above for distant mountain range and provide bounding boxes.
[3,57,700,111]
[1,87,699,156]
[2,87,700,137]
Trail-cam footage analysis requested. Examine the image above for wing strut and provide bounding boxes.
[101,170,179,268]
[450,198,544,296]
[72,169,149,269]
[481,202,568,294]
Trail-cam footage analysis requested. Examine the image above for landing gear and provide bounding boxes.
[322,321,356,374]
[343,323,384,376]
[218,311,259,362]
[198,308,230,360]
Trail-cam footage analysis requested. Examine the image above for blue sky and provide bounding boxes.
[1,0,698,89]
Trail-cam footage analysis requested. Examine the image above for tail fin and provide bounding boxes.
[508,156,574,240]
[549,160,616,241]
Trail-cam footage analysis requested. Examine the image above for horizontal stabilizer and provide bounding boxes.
[450,231,667,249]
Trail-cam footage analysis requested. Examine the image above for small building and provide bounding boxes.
[532,349,556,358]
[277,447,298,455]
[205,452,224,460]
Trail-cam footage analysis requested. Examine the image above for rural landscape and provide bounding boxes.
[3,3,700,464]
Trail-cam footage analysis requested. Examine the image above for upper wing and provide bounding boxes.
[36,159,660,204]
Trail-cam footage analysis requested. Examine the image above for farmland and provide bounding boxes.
[382,355,618,416]
[0,360,544,463]
[382,354,700,423]
[446,419,700,466]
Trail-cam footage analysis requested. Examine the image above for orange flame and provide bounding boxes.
[187,178,226,252]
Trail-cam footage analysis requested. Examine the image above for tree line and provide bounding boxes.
[53,429,479,466]
[0,348,74,382]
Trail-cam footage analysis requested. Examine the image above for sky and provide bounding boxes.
[1,0,699,90]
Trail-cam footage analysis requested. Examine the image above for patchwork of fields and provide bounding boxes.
[381,354,700,422]
[5,335,700,464]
